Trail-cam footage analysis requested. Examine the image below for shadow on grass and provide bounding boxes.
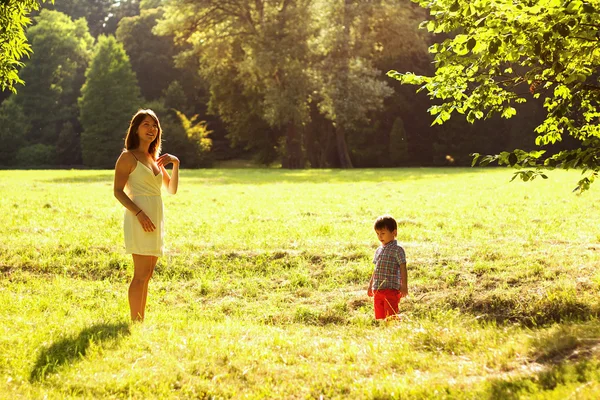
[529,323,600,365]
[460,322,600,399]
[483,358,600,399]
[440,291,598,327]
[30,321,130,382]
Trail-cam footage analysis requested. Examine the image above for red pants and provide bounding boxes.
[373,289,401,319]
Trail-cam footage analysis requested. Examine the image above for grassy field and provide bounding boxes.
[1,167,600,399]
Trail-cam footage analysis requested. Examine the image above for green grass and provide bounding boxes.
[1,167,600,398]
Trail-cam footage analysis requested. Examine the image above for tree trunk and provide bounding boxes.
[282,121,304,168]
[335,124,353,168]
[335,0,354,169]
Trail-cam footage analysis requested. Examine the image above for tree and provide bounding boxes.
[163,80,192,116]
[389,117,409,166]
[0,0,47,92]
[359,1,432,166]
[14,10,93,151]
[312,0,393,168]
[40,0,113,37]
[103,0,141,35]
[56,121,82,165]
[157,0,315,168]
[391,0,600,192]
[79,35,141,167]
[116,7,179,101]
[309,0,430,168]
[202,57,279,165]
[0,97,29,165]
[41,0,141,37]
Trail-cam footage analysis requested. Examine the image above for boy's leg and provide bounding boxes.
[384,290,401,318]
[373,291,386,319]
[373,290,400,319]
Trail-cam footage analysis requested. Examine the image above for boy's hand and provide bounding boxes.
[367,287,373,297]
[399,286,408,298]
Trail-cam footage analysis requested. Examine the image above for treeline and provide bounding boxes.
[0,0,543,168]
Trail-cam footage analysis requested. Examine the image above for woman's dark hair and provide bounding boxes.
[124,109,162,160]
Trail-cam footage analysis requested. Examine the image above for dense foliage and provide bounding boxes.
[157,0,431,168]
[1,0,569,168]
[391,0,600,191]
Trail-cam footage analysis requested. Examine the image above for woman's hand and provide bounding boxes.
[157,153,179,168]
[136,210,156,232]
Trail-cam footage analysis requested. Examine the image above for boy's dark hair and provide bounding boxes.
[374,215,397,232]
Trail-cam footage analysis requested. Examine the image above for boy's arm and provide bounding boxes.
[399,262,408,298]
[367,274,374,297]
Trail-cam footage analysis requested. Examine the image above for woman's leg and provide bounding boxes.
[129,254,155,321]
[140,256,158,320]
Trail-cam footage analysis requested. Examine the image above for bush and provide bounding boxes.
[15,144,57,167]
[0,97,29,165]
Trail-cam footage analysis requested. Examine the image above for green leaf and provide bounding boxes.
[467,37,476,52]
[566,0,583,13]
[425,20,436,31]
[501,107,517,118]
[554,23,570,37]
[467,110,476,123]
[454,34,469,44]
[488,39,500,54]
[479,155,496,167]
[582,3,596,13]
[564,73,587,84]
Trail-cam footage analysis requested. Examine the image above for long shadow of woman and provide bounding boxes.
[30,321,130,382]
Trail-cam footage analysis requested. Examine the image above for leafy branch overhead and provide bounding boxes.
[389,0,600,192]
[0,0,51,92]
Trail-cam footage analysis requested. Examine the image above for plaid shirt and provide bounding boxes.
[372,240,406,291]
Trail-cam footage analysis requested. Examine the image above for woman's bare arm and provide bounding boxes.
[114,152,155,232]
[157,153,179,194]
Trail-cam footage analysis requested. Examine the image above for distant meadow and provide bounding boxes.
[1,168,600,398]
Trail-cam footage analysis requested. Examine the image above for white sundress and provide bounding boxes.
[123,160,164,257]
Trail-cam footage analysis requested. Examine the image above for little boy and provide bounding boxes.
[368,215,408,320]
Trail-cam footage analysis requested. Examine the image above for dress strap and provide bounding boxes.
[130,151,139,162]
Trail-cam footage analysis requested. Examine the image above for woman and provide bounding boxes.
[113,109,179,321]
